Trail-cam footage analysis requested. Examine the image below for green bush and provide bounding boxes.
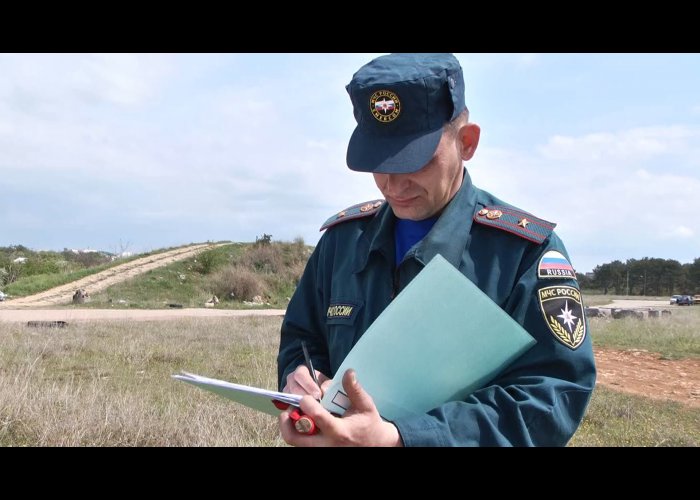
[195,249,222,275]
[23,257,60,276]
[0,259,22,286]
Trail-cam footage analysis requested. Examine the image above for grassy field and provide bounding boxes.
[570,385,698,446]
[0,317,285,446]
[588,303,700,359]
[1,314,697,446]
[583,292,700,359]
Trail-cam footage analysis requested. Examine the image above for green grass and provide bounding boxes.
[570,386,699,446]
[588,305,700,359]
[3,245,187,298]
[5,263,121,297]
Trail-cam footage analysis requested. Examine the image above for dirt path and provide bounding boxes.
[0,308,286,322]
[594,348,700,408]
[0,243,226,308]
[597,299,671,309]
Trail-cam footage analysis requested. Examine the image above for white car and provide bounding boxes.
[0,291,6,301]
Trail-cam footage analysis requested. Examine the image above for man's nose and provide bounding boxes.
[384,173,410,193]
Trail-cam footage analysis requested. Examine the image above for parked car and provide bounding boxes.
[676,295,694,306]
[670,295,683,304]
[0,290,5,301]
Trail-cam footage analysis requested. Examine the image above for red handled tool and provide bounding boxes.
[272,400,318,435]
[274,340,323,435]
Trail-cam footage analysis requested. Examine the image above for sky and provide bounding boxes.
[1,53,699,273]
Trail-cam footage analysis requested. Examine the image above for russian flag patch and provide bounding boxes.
[538,250,576,280]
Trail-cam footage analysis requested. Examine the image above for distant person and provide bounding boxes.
[277,53,596,446]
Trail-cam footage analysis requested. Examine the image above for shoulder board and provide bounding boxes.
[320,199,385,231]
[473,205,556,244]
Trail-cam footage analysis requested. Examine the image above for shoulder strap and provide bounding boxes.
[473,205,556,244]
[320,199,385,231]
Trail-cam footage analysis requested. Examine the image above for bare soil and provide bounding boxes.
[594,348,699,408]
[598,299,671,309]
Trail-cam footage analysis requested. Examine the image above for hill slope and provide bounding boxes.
[0,243,225,308]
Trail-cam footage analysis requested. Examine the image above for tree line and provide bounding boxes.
[577,257,700,296]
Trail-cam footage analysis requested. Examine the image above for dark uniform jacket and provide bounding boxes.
[278,169,596,446]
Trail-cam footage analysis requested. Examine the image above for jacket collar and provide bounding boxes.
[353,168,478,273]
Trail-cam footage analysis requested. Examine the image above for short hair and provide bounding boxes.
[445,109,469,137]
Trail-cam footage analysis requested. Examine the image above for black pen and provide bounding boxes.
[301,340,322,398]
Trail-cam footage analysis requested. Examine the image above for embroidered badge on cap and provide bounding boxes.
[538,286,586,350]
[538,250,577,280]
[370,90,401,123]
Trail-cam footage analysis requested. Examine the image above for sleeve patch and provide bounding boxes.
[473,205,556,244]
[320,199,384,231]
[538,285,586,350]
[538,250,577,280]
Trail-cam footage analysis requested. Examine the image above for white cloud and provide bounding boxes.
[2,54,697,273]
[538,126,699,165]
[0,54,171,111]
[470,124,700,272]
[664,226,695,239]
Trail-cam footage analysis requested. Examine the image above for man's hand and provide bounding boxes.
[283,364,331,400]
[279,369,404,447]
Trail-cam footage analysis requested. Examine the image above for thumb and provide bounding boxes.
[342,369,375,413]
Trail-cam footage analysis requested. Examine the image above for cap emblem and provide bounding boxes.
[370,90,401,123]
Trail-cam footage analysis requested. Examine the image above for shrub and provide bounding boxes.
[0,258,23,286]
[240,244,284,274]
[23,257,60,276]
[210,265,266,302]
[195,250,222,275]
[255,233,272,246]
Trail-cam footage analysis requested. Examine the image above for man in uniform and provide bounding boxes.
[277,53,596,446]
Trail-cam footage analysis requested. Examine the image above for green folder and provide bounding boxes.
[173,254,536,421]
[320,254,536,421]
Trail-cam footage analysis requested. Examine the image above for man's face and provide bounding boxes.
[372,124,473,221]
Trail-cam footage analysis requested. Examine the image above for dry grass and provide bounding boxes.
[0,317,285,446]
[209,266,266,302]
[2,311,698,446]
[589,303,700,359]
[208,241,309,305]
[570,386,699,447]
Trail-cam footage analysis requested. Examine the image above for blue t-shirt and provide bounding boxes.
[394,216,439,266]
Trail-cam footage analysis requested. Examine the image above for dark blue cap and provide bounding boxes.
[346,53,466,174]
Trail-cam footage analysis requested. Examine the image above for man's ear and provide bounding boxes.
[460,123,481,161]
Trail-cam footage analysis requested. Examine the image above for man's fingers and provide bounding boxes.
[342,369,375,413]
[285,366,322,399]
[320,378,333,395]
[298,395,337,430]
